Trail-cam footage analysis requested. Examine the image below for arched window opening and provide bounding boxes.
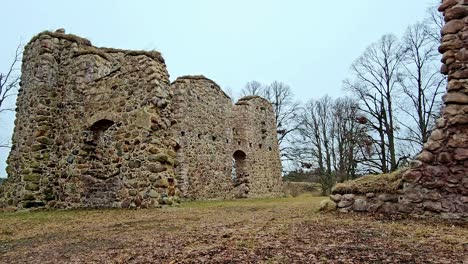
[90,119,115,142]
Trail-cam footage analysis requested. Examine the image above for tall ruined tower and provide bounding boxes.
[231,96,283,198]
[1,30,179,209]
[0,30,283,209]
[400,0,468,218]
[171,77,283,200]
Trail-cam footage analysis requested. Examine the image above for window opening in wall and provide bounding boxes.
[232,150,246,182]
[268,147,272,151]
[181,131,185,136]
[212,136,217,141]
[249,143,252,147]
[226,139,229,143]
[89,119,115,142]
[259,144,262,149]
[238,140,241,145]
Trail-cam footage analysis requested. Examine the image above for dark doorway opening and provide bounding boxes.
[232,150,246,181]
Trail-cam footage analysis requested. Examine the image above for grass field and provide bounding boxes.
[0,194,466,263]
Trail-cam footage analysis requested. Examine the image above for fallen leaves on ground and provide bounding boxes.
[0,195,466,263]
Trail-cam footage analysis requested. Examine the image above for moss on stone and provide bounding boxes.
[154,154,170,164]
[25,183,39,191]
[332,168,407,195]
[154,178,169,188]
[23,174,41,182]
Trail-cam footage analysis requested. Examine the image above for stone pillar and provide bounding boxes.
[400,0,468,219]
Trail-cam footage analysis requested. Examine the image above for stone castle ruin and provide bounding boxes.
[0,30,282,209]
[332,0,468,219]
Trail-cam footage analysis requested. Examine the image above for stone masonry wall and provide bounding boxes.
[0,30,283,209]
[332,1,468,220]
[171,80,283,200]
[399,0,468,219]
[171,76,234,200]
[232,96,283,198]
[1,30,180,209]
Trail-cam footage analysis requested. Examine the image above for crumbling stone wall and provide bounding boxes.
[399,0,468,219]
[171,79,283,200]
[332,1,468,219]
[171,76,234,199]
[232,96,283,198]
[0,30,283,209]
[1,30,180,209]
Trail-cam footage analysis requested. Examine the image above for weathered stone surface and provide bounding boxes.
[445,6,468,20]
[438,0,458,12]
[172,77,282,200]
[342,194,355,200]
[454,148,468,160]
[444,92,468,104]
[329,194,342,202]
[0,30,283,209]
[416,151,434,163]
[352,198,368,212]
[441,19,465,34]
[337,200,353,208]
[402,170,422,183]
[423,201,443,212]
[404,189,423,203]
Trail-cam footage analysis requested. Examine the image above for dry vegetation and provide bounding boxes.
[0,194,466,263]
[282,182,321,197]
[332,169,407,195]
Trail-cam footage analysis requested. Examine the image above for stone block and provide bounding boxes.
[352,198,368,212]
[329,194,342,202]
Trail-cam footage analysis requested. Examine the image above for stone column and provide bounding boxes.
[400,0,468,219]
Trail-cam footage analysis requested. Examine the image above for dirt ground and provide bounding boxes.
[0,195,467,263]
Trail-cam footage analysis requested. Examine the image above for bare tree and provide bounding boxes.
[241,80,263,96]
[262,81,301,148]
[224,86,236,103]
[241,80,301,161]
[399,22,444,149]
[0,45,21,115]
[292,96,365,194]
[425,3,444,42]
[0,45,22,148]
[345,34,406,173]
[331,97,364,181]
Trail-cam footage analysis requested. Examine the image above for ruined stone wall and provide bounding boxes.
[232,97,283,198]
[171,76,234,199]
[399,0,468,219]
[1,30,180,209]
[0,30,283,209]
[332,1,468,220]
[171,81,283,200]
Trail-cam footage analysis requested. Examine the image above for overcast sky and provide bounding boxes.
[0,0,437,177]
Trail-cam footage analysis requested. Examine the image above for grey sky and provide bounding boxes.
[0,0,437,177]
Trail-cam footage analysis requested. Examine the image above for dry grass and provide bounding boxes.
[332,168,407,195]
[282,182,322,197]
[0,194,466,263]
